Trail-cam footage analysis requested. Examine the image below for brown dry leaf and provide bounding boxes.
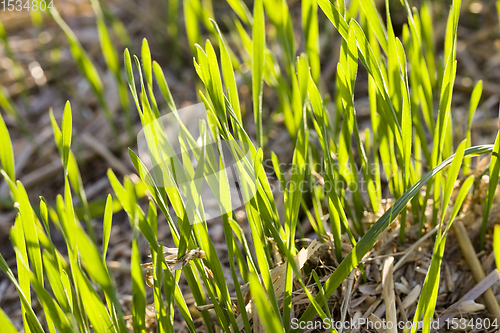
[402,285,421,310]
[143,248,206,287]
[382,257,397,333]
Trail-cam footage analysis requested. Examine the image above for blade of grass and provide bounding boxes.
[211,19,242,122]
[73,263,116,333]
[359,0,388,53]
[303,0,320,83]
[142,38,160,118]
[74,226,128,332]
[316,0,349,39]
[480,127,500,249]
[0,113,14,182]
[494,224,500,278]
[16,181,43,285]
[43,251,71,313]
[252,0,265,148]
[411,169,472,333]
[0,252,44,333]
[102,194,113,261]
[0,307,18,333]
[61,101,72,175]
[396,37,412,243]
[151,243,170,332]
[16,253,74,333]
[249,273,285,333]
[421,0,436,88]
[9,216,32,333]
[132,230,146,333]
[0,85,20,123]
[463,80,482,175]
[184,0,201,54]
[50,105,96,243]
[283,112,309,327]
[153,61,176,112]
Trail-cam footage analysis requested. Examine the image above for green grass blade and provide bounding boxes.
[350,20,402,149]
[100,1,131,46]
[0,306,18,333]
[445,175,474,238]
[16,182,43,285]
[102,194,113,261]
[132,232,146,332]
[91,0,119,74]
[311,270,332,323]
[481,130,500,248]
[141,39,153,88]
[142,38,160,118]
[303,0,320,83]
[153,61,176,112]
[0,113,15,181]
[440,140,466,228]
[184,0,201,54]
[464,80,482,175]
[359,0,388,53]
[249,273,285,333]
[432,0,460,168]
[412,175,473,333]
[0,85,19,120]
[39,197,56,257]
[18,255,73,333]
[61,101,72,174]
[9,216,32,333]
[252,0,265,148]
[75,226,128,332]
[421,1,436,88]
[224,217,252,333]
[227,0,252,23]
[211,19,242,122]
[316,0,349,39]
[204,40,226,120]
[43,251,71,313]
[494,224,500,277]
[150,244,169,332]
[0,252,44,333]
[124,48,143,121]
[396,36,413,243]
[166,0,180,43]
[264,218,338,333]
[282,114,309,327]
[73,265,115,333]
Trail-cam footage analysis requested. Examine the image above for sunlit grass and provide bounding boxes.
[0,0,500,332]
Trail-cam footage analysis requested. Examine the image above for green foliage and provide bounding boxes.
[252,0,265,148]
[1,0,500,332]
[411,141,472,333]
[0,113,15,182]
[495,224,500,277]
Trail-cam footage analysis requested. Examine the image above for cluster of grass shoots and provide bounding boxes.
[1,0,500,332]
